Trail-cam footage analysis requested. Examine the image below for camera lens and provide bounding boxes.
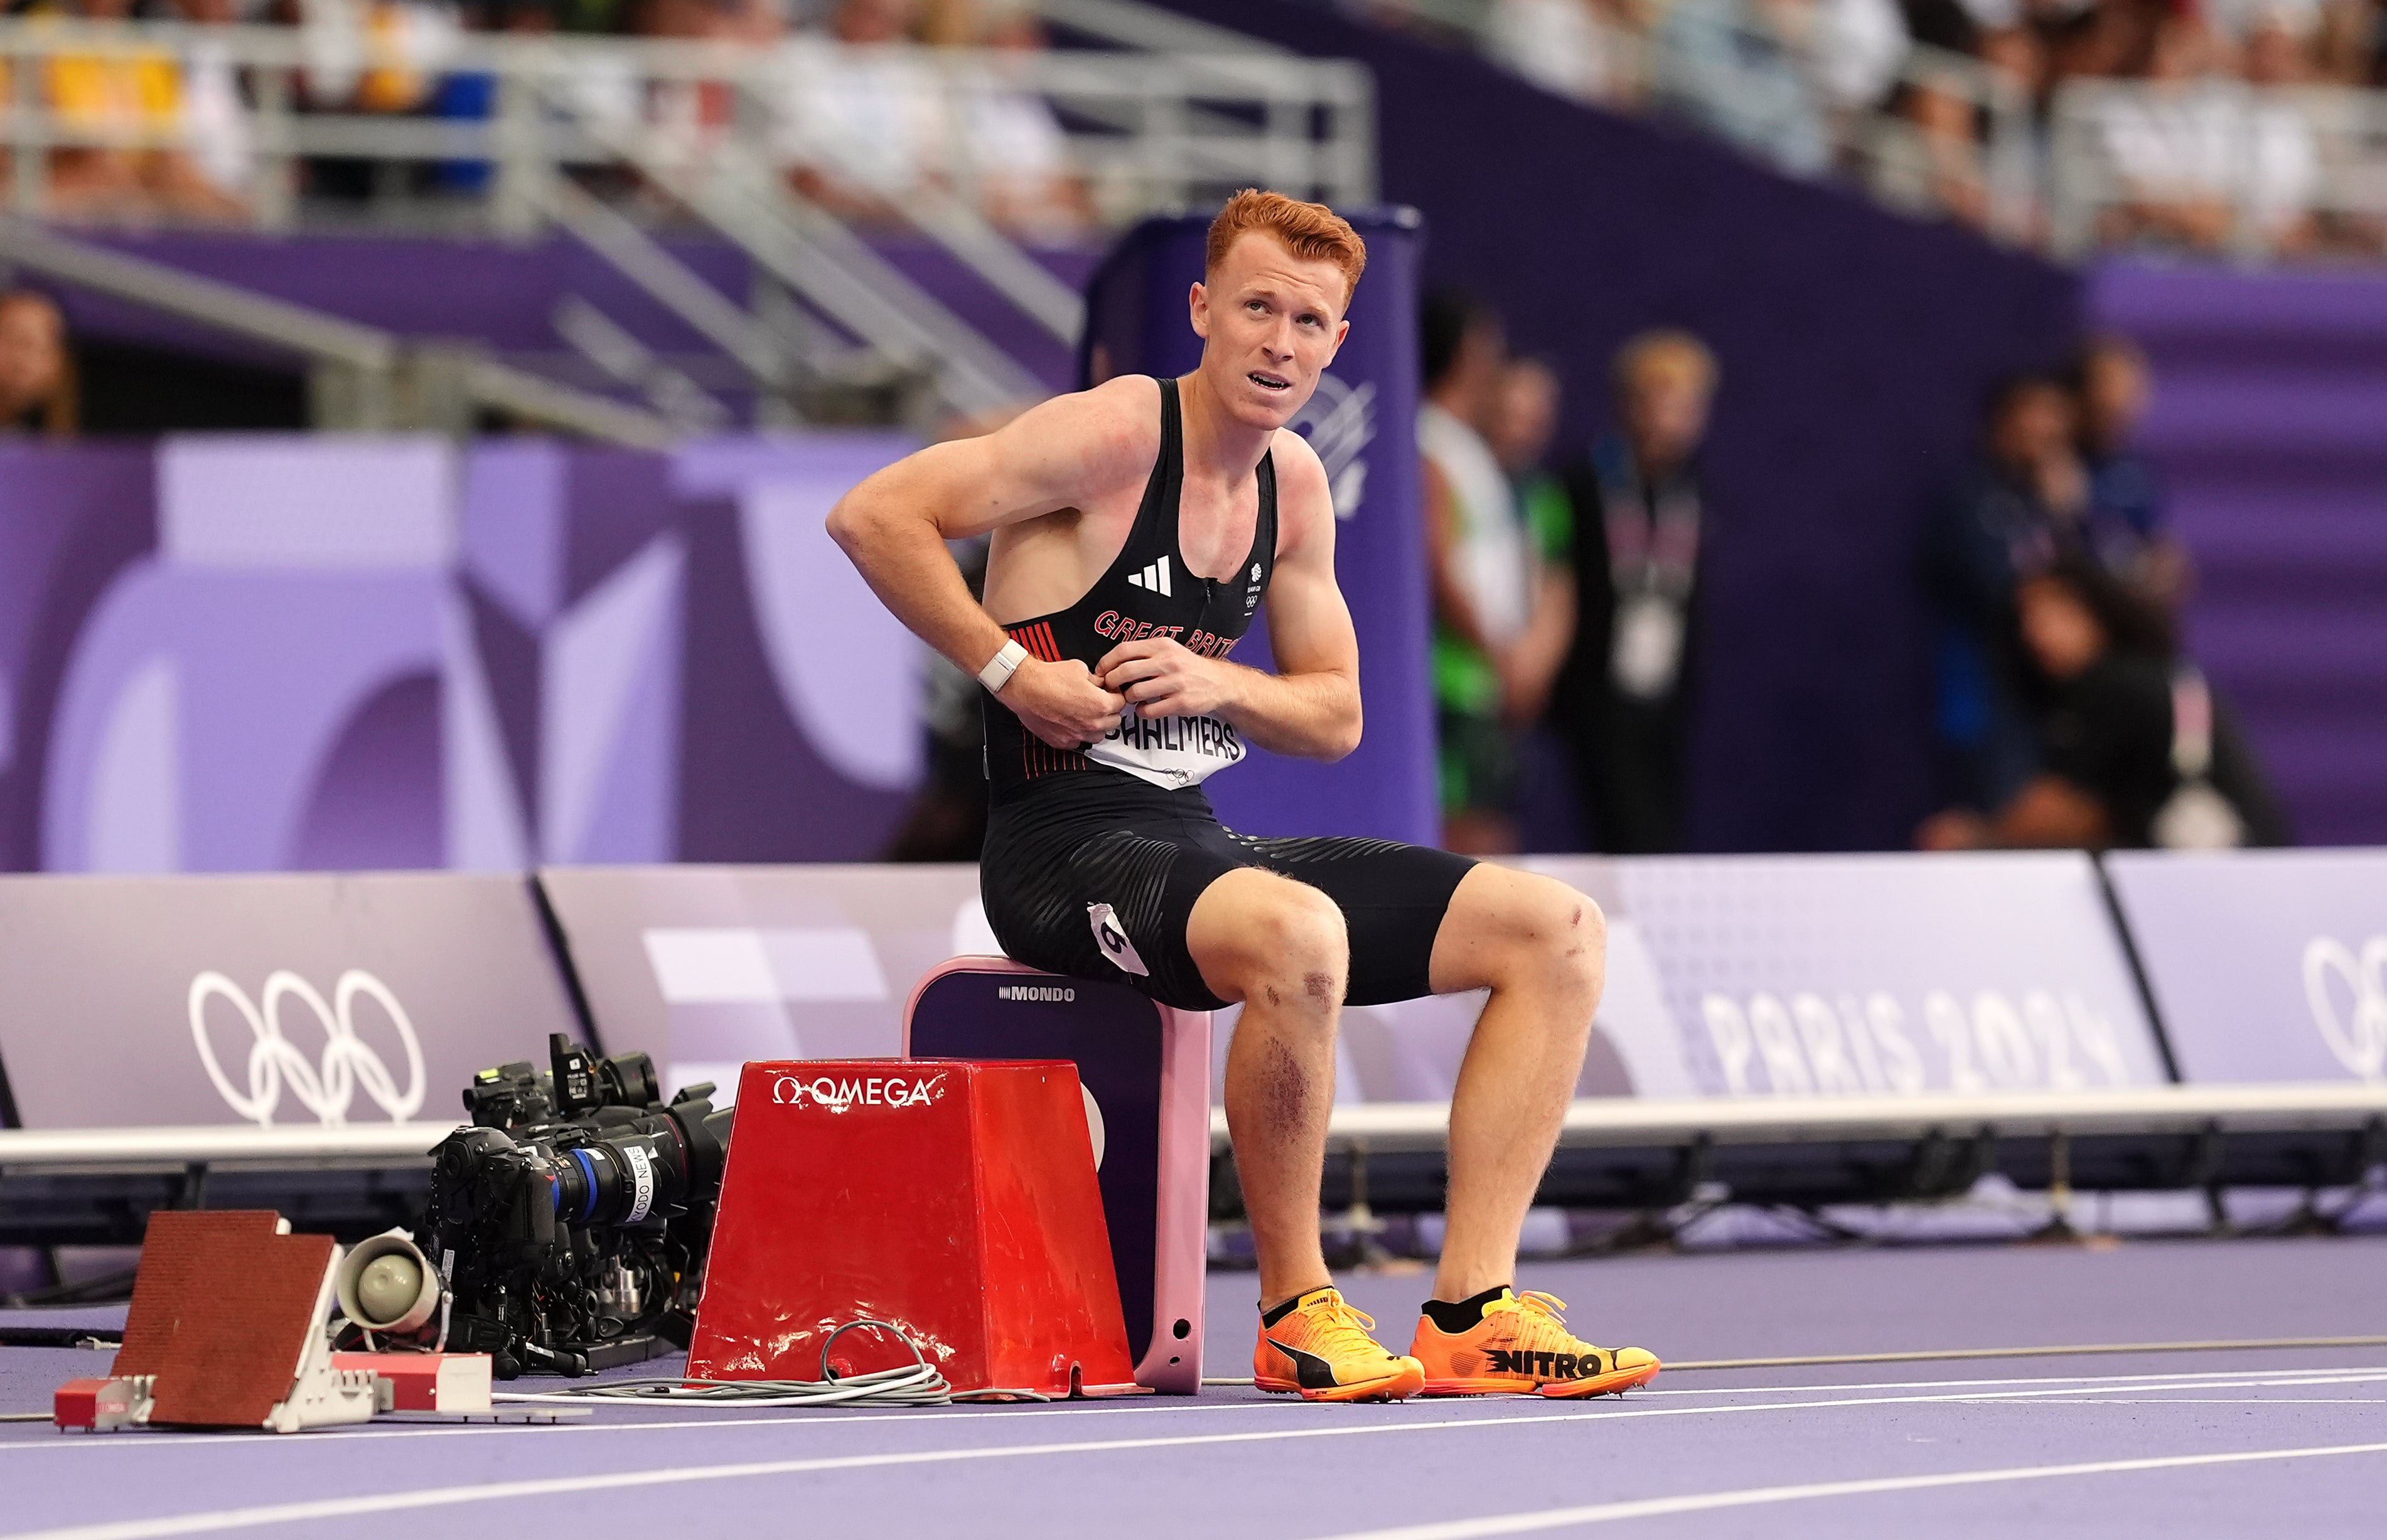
[552,1131,684,1226]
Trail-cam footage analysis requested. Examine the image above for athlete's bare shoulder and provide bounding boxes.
[982,373,1163,508]
[1265,425,1338,556]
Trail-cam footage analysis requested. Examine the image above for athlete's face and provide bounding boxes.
[1189,233,1350,430]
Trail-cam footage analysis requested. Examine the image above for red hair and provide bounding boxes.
[1204,190,1366,307]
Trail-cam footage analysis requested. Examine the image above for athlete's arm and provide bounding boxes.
[827,381,1147,749]
[1095,433,1361,761]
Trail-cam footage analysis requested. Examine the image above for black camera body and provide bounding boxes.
[418,1034,735,1377]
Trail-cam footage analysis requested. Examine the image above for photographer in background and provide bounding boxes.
[1918,555,2288,852]
[1552,329,1716,855]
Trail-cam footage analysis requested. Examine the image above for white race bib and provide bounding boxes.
[1085,710,1247,789]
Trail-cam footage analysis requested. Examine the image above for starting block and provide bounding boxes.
[903,957,1211,1394]
[687,1057,1140,1397]
[57,1211,380,1433]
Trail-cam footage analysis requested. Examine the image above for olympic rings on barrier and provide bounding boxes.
[2304,936,2387,1083]
[187,968,427,1125]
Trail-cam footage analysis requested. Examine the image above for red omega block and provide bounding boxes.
[686,1059,1139,1397]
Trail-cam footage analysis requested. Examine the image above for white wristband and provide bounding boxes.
[977,639,1030,695]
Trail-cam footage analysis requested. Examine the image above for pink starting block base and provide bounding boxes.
[903,956,1211,1394]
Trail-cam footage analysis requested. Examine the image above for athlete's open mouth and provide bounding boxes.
[1248,371,1291,392]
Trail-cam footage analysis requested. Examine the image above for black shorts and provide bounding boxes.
[980,773,1478,1012]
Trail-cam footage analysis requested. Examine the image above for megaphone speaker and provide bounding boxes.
[335,1228,440,1337]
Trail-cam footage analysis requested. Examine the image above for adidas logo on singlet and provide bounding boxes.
[1126,555,1173,597]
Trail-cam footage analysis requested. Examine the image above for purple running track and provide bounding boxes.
[4,1236,2384,1539]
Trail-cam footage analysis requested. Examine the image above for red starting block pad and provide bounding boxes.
[57,1210,380,1433]
[688,1058,1139,1397]
[903,958,1211,1394]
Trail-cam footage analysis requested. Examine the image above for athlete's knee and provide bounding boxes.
[1222,877,1347,1010]
[1504,875,1606,998]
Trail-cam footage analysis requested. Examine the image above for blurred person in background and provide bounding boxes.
[2073,331,2194,609]
[2090,13,2293,252]
[781,0,950,222]
[1482,356,1579,850]
[1923,370,2082,814]
[1484,0,1633,106]
[1918,555,2286,850]
[0,291,77,436]
[1553,329,1715,855]
[1656,0,1833,176]
[953,0,1095,239]
[38,0,250,222]
[1420,292,1569,853]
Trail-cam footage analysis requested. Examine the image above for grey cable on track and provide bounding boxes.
[1197,1333,2387,1386]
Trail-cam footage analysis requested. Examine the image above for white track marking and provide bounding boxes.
[6,1369,2387,1462]
[13,1378,2387,1538]
[1636,1362,2387,1397]
[1303,1441,2387,1539]
[9,1359,2380,1455]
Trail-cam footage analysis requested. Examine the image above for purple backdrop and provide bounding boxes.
[0,436,928,875]
[2086,264,2387,846]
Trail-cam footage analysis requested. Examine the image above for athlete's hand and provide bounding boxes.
[1002,655,1127,748]
[1097,638,1236,720]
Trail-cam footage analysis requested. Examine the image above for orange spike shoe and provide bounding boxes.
[1253,1286,1427,1403]
[1409,1288,1660,1398]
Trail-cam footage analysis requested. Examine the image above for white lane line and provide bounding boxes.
[1303,1441,2387,1539]
[1996,1398,2387,1406]
[12,1360,2379,1455]
[8,1368,2387,1463]
[14,1376,2387,1538]
[0,1395,1325,1452]
[1636,1362,2387,1397]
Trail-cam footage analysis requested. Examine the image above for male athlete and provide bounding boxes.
[830,191,1658,1403]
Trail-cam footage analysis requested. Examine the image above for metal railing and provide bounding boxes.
[0,215,682,444]
[0,17,1373,227]
[0,12,1374,419]
[2049,78,2387,261]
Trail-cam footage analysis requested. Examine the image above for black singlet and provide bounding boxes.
[977,375,1476,1013]
[984,377,1277,803]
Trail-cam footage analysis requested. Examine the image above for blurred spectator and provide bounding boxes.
[2092,14,2242,250]
[40,0,249,223]
[1420,292,1566,853]
[1918,556,2287,849]
[2236,4,2325,252]
[299,0,466,115]
[1816,0,1912,113]
[1923,370,2081,811]
[780,0,950,221]
[1483,356,1580,848]
[1656,0,1833,177]
[0,291,77,436]
[1553,329,1716,854]
[954,0,1094,239]
[1485,0,1631,105]
[2073,331,2194,609]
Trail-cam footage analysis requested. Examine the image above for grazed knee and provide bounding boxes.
[1242,882,1348,1013]
[1515,878,1605,998]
